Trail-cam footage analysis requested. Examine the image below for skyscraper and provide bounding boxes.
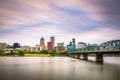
[40,37,46,51]
[47,42,53,52]
[50,36,55,50]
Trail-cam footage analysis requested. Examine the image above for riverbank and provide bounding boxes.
[24,53,50,57]
[0,53,67,57]
[0,50,67,56]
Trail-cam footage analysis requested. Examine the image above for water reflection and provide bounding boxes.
[0,57,120,80]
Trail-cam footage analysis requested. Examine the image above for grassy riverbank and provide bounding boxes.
[24,53,51,57]
[0,50,67,56]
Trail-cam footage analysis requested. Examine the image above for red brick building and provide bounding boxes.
[47,42,53,52]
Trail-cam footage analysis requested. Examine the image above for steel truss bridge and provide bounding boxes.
[68,40,120,63]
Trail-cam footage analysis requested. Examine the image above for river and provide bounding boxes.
[0,57,120,80]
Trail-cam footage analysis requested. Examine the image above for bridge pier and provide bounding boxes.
[72,53,75,58]
[70,53,73,58]
[77,54,80,59]
[96,53,103,63]
[74,54,77,58]
[83,53,88,60]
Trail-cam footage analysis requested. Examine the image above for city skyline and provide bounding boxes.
[0,0,120,46]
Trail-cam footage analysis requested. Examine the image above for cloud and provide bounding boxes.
[0,0,120,46]
[80,0,120,27]
[52,0,120,27]
[1,24,119,46]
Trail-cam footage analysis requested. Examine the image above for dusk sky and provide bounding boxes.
[0,0,120,46]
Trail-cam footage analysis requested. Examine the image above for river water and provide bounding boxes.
[0,57,120,80]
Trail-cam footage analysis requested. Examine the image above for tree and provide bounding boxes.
[0,49,4,55]
[18,50,25,56]
[40,50,49,54]
[50,50,56,56]
[10,50,14,55]
[60,51,67,55]
[7,45,13,49]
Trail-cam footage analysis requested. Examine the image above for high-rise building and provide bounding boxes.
[47,42,53,52]
[40,37,46,51]
[50,36,55,50]
[0,42,7,50]
[13,43,20,49]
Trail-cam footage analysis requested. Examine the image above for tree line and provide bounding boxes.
[0,49,67,56]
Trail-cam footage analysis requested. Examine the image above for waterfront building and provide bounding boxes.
[67,42,72,53]
[77,42,87,48]
[4,48,19,54]
[0,42,2,49]
[3,43,7,49]
[57,42,64,47]
[13,43,20,49]
[87,43,98,47]
[72,38,76,51]
[47,42,53,52]
[56,46,66,53]
[31,47,36,52]
[91,44,98,46]
[67,38,76,53]
[20,46,31,52]
[4,49,12,54]
[56,42,66,53]
[35,45,40,52]
[0,42,7,50]
[50,36,55,50]
[40,37,46,51]
[31,45,40,52]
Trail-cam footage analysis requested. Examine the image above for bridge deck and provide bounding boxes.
[70,50,120,54]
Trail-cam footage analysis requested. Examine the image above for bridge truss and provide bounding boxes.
[70,40,120,53]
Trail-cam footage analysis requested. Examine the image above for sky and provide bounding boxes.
[0,0,120,47]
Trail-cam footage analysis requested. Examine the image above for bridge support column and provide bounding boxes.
[83,53,88,60]
[70,53,73,57]
[77,54,80,59]
[96,53,103,63]
[73,54,75,58]
[72,53,75,58]
[69,53,72,57]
